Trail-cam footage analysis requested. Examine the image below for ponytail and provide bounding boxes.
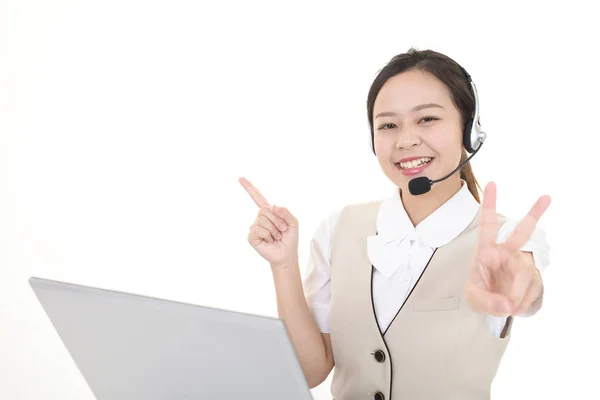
[459,150,481,203]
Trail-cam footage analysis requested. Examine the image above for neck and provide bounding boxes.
[400,176,463,226]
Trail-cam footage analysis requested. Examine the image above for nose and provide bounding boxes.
[395,128,422,149]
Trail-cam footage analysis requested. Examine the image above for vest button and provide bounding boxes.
[373,350,386,363]
[374,392,385,400]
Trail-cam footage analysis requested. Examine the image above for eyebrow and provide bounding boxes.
[374,103,444,119]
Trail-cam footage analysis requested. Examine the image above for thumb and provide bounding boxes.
[272,205,298,227]
[465,282,514,317]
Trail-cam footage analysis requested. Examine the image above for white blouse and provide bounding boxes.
[301,181,550,338]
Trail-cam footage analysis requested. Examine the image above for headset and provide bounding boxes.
[460,67,487,153]
[369,65,487,195]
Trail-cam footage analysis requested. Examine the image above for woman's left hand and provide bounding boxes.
[465,182,551,317]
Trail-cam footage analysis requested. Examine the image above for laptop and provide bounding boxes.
[29,277,314,400]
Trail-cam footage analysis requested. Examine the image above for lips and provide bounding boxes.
[394,157,434,176]
[396,157,433,169]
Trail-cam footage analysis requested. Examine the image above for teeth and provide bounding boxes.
[398,157,431,169]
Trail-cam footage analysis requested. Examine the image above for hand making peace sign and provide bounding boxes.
[465,182,552,317]
[239,177,300,269]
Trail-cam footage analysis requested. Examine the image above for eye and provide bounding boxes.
[419,116,439,124]
[377,123,397,130]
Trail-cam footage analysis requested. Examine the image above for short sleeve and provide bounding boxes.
[301,209,341,334]
[496,219,551,273]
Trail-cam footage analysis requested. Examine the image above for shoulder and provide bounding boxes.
[496,216,548,245]
[474,209,549,246]
[312,199,383,240]
[313,208,342,239]
[497,215,551,271]
[337,199,383,224]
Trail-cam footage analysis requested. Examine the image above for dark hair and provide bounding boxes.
[367,47,481,202]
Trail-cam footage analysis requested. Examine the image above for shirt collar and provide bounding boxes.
[376,179,480,248]
[367,180,480,278]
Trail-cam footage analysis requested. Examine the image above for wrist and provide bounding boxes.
[270,258,299,272]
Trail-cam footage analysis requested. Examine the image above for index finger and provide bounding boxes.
[477,181,499,251]
[239,177,270,208]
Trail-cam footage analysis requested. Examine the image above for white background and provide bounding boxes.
[1,0,598,399]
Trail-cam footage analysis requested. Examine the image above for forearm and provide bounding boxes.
[271,260,333,386]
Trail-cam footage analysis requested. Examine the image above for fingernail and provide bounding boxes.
[280,224,287,231]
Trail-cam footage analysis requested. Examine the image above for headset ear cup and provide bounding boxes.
[463,119,474,153]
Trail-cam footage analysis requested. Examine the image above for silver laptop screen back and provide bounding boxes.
[29,277,313,400]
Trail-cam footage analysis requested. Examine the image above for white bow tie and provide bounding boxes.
[367,231,422,279]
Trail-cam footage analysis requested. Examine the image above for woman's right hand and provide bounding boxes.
[239,177,299,269]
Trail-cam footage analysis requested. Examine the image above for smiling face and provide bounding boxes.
[372,68,465,196]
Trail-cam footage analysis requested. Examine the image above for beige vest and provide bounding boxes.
[329,200,512,400]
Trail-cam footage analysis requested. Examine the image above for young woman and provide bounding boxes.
[240,48,550,400]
